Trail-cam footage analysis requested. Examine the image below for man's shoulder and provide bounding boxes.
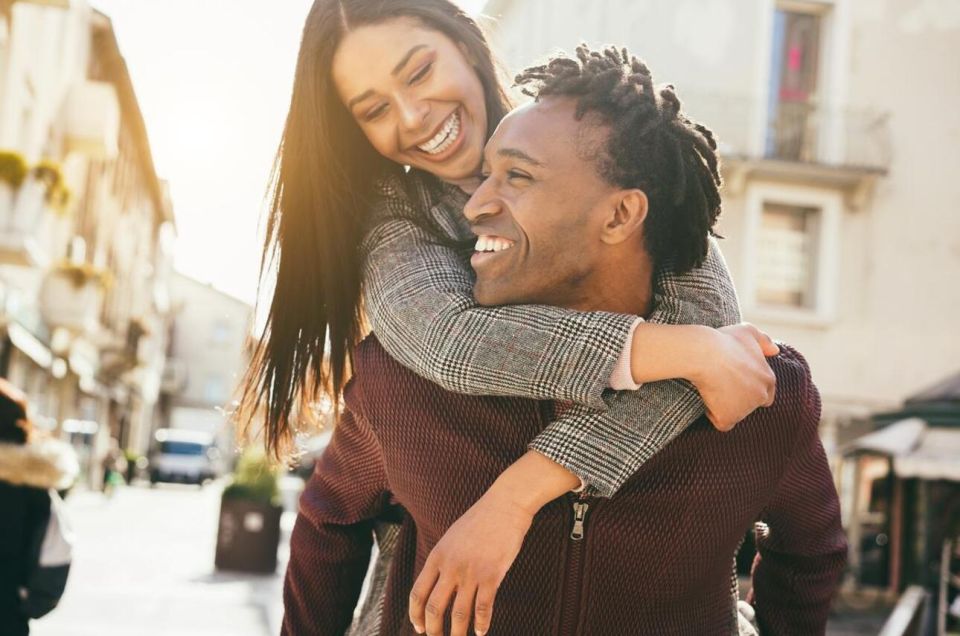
[742,343,821,440]
[353,335,409,379]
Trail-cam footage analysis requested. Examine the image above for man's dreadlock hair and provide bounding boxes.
[515,45,723,273]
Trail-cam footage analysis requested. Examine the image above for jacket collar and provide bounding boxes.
[0,438,79,490]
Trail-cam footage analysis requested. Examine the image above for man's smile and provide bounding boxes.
[471,234,516,270]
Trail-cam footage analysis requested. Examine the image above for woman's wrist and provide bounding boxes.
[485,451,581,517]
[628,323,714,385]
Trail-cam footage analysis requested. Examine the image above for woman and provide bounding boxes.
[242,0,777,632]
[0,379,77,635]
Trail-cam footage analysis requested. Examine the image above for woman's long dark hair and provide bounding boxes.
[237,0,511,461]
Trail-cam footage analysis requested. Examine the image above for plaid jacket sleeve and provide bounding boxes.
[362,174,741,496]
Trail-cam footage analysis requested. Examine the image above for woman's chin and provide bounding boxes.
[417,157,480,187]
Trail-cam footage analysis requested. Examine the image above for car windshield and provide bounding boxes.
[160,441,206,456]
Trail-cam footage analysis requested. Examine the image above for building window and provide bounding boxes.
[743,183,841,325]
[210,319,230,346]
[203,375,226,404]
[755,202,820,309]
[766,5,824,161]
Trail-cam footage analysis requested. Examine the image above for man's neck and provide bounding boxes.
[562,252,654,318]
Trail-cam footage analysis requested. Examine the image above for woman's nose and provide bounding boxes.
[396,94,429,133]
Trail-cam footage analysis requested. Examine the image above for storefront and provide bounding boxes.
[841,371,960,633]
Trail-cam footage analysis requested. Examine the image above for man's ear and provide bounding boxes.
[600,189,648,245]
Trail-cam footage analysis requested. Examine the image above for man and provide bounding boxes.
[283,46,846,635]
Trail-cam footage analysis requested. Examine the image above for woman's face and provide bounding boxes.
[332,18,488,191]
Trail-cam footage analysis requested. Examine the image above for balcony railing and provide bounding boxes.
[0,178,50,267]
[682,93,891,173]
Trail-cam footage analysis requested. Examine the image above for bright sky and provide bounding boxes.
[89,0,486,305]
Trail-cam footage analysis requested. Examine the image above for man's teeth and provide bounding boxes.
[418,111,461,154]
[474,236,515,253]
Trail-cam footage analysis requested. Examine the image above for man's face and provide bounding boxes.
[465,98,620,308]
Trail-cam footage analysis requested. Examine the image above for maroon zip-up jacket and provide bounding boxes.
[283,338,846,635]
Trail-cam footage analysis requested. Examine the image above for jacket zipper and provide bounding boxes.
[558,494,590,635]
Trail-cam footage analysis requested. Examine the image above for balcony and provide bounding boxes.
[63,81,120,160]
[684,93,890,206]
[16,0,71,7]
[0,159,71,267]
[38,263,108,335]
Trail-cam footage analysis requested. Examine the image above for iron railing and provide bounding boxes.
[681,93,891,172]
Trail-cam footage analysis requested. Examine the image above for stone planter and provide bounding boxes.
[214,497,282,574]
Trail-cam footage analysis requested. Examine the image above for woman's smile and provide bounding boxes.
[410,107,467,163]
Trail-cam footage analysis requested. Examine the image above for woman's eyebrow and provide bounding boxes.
[348,90,375,110]
[347,45,429,110]
[392,44,428,76]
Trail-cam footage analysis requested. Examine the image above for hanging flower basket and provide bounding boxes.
[30,161,72,215]
[51,261,113,290]
[0,151,28,189]
[0,152,27,222]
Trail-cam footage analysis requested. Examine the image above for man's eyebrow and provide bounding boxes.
[392,44,428,76]
[497,147,545,167]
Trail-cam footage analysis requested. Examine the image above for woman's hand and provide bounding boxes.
[629,322,780,431]
[409,450,578,635]
[692,323,780,431]
[408,491,533,636]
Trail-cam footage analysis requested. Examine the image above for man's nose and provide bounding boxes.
[464,181,500,224]
[396,93,429,133]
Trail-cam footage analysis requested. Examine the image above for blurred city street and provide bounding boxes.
[31,478,303,636]
[0,0,957,633]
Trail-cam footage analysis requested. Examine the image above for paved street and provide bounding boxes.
[30,479,888,636]
[31,479,301,636]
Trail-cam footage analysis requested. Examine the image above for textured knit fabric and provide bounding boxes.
[361,169,742,496]
[282,338,846,636]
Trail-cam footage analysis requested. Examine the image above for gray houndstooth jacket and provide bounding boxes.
[361,169,742,497]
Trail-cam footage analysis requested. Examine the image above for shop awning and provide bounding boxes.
[894,429,960,481]
[905,370,960,405]
[844,417,960,482]
[843,417,926,457]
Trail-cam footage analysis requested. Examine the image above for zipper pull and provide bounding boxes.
[570,501,589,541]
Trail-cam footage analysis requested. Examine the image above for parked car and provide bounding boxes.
[149,429,221,486]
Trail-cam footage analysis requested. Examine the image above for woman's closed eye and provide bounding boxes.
[363,103,389,122]
[408,62,433,85]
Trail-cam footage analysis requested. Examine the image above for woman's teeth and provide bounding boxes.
[418,111,461,155]
[474,236,515,253]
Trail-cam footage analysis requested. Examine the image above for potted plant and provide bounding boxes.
[0,150,27,220]
[214,449,283,574]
